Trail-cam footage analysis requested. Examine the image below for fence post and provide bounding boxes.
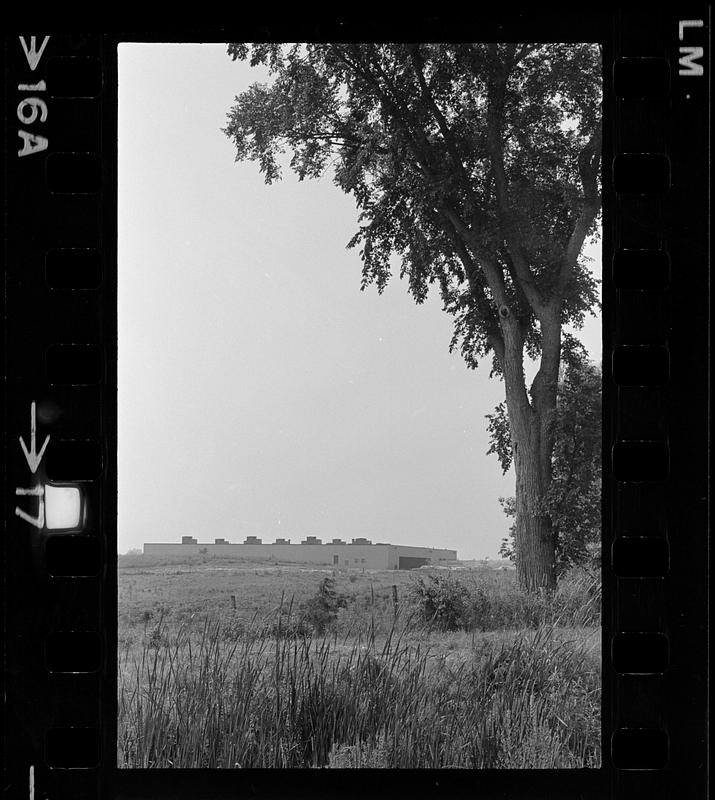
[392,584,398,616]
[230,594,236,612]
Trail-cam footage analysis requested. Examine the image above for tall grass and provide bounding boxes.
[118,608,600,769]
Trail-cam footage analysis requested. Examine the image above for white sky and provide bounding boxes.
[118,43,601,560]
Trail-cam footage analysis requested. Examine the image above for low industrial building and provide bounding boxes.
[145,537,457,570]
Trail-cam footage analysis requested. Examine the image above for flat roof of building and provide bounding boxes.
[145,540,456,551]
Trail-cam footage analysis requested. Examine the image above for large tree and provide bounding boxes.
[224,43,601,591]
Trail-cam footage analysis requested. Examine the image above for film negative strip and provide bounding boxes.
[5,33,115,800]
[608,11,709,799]
[3,14,709,800]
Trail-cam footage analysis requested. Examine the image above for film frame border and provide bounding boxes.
[2,13,709,800]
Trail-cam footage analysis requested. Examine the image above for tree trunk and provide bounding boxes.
[500,310,558,592]
[512,428,556,592]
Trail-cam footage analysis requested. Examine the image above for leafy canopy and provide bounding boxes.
[225,43,601,374]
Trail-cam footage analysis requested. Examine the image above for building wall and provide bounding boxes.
[143,542,457,569]
[393,545,457,562]
[143,543,393,569]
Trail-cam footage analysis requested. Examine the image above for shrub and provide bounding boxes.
[409,574,469,631]
[408,568,600,633]
[302,577,347,634]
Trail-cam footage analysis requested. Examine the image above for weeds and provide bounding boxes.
[118,608,600,768]
[118,565,601,769]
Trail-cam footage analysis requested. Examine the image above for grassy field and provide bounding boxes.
[118,554,601,769]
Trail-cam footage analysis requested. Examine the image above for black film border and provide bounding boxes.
[3,15,709,800]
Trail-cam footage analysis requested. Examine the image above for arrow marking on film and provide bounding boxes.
[19,401,50,473]
[19,36,50,71]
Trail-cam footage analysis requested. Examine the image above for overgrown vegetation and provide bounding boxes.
[119,610,599,769]
[118,563,600,768]
[410,568,600,633]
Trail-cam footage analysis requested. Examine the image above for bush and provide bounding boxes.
[302,577,347,634]
[410,574,470,631]
[407,568,600,633]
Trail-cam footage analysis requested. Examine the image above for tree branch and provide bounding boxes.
[502,250,533,319]
[333,46,443,193]
[336,44,511,318]
[484,49,548,319]
[407,44,486,225]
[435,209,505,363]
[557,124,602,297]
[438,205,509,308]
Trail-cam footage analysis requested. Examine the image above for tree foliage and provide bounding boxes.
[225,43,600,374]
[494,360,601,573]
